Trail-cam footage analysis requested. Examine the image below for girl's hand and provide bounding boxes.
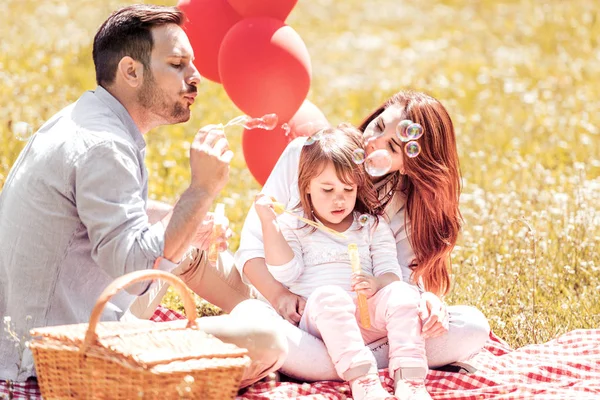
[351,273,381,298]
[418,292,450,339]
[254,194,278,223]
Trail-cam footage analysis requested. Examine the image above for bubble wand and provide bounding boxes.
[220,113,279,131]
[348,243,371,328]
[271,201,347,239]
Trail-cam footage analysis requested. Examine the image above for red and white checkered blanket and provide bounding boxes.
[238,330,600,400]
[3,305,599,399]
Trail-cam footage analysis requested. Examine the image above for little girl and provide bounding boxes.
[254,125,431,400]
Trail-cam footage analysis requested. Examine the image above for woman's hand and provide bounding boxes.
[351,273,381,298]
[254,194,278,224]
[269,285,306,326]
[418,292,450,339]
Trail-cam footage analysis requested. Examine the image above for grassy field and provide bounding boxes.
[1,0,599,348]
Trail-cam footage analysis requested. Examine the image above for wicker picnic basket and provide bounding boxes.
[29,269,251,399]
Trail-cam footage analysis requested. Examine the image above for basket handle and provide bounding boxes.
[83,269,198,350]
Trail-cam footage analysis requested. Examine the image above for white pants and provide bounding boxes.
[128,249,490,382]
[234,298,490,381]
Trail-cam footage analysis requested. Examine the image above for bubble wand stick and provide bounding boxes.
[207,203,226,267]
[271,202,347,239]
[348,243,371,328]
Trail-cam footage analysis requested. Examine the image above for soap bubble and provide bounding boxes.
[296,121,329,137]
[12,121,33,141]
[311,129,325,141]
[363,123,382,143]
[404,123,424,141]
[225,113,279,130]
[304,136,316,146]
[364,149,392,177]
[224,115,248,127]
[358,214,372,226]
[405,141,421,158]
[243,113,278,130]
[352,149,366,164]
[395,119,413,141]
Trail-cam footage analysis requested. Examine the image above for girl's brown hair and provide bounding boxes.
[359,91,462,296]
[296,124,383,226]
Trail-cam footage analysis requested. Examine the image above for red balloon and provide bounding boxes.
[226,0,297,21]
[178,0,241,83]
[219,17,311,122]
[242,100,328,185]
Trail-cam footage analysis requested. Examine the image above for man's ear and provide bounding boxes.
[116,56,144,88]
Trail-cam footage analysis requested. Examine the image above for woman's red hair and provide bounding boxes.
[359,91,462,296]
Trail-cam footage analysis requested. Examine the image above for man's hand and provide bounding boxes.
[270,286,306,326]
[189,124,233,197]
[162,126,233,263]
[419,292,450,339]
[351,273,381,298]
[189,212,233,251]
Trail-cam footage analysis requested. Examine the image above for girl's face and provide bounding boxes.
[362,105,406,174]
[308,162,357,227]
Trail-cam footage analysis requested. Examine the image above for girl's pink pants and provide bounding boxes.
[299,281,427,380]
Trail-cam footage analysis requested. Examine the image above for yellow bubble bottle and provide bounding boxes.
[348,243,371,328]
[207,203,225,265]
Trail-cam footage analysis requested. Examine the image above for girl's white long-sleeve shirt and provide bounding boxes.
[266,212,401,298]
[234,137,419,289]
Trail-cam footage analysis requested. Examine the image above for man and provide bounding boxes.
[0,4,286,390]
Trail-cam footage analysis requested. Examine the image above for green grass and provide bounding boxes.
[1,0,599,348]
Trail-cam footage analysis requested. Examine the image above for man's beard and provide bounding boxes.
[138,70,190,124]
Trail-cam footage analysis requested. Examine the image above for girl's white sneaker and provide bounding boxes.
[394,379,432,400]
[350,374,397,400]
[393,367,432,400]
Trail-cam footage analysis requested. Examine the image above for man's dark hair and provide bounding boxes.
[92,4,184,86]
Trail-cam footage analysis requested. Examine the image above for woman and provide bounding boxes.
[232,90,490,381]
[254,125,430,399]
